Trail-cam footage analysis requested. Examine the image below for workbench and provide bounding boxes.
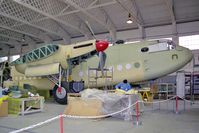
[20,96,44,116]
[8,96,44,116]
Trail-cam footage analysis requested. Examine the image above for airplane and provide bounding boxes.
[3,39,193,104]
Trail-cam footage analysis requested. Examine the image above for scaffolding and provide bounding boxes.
[88,67,113,90]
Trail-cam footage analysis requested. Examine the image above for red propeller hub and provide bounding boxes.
[95,40,109,52]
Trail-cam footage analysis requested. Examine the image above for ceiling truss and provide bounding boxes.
[0,33,21,41]
[13,0,93,40]
[0,24,47,42]
[116,0,145,39]
[0,0,70,42]
[163,0,178,43]
[63,0,117,40]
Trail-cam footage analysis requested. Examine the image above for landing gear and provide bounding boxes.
[53,85,68,105]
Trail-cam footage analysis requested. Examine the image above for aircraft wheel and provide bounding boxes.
[53,85,67,105]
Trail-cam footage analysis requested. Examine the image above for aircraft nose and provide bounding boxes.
[95,40,109,52]
[181,47,193,63]
[174,46,193,67]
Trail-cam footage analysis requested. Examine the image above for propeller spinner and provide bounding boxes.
[96,40,109,52]
[95,40,109,76]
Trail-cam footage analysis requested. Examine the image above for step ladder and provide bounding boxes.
[88,67,113,90]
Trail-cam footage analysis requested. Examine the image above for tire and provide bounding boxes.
[53,85,68,105]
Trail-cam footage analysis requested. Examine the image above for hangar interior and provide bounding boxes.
[0,0,199,133]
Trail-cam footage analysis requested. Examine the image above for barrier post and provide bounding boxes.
[173,98,175,112]
[167,100,169,111]
[183,99,186,111]
[151,101,153,111]
[190,95,193,107]
[133,97,141,126]
[176,96,178,114]
[158,94,161,110]
[60,114,64,133]
[136,100,139,125]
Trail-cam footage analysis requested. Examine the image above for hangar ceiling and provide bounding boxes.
[0,0,199,56]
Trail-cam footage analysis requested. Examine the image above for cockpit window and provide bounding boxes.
[147,42,168,53]
[141,47,149,52]
[140,40,176,53]
[148,41,176,53]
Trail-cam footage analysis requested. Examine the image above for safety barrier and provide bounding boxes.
[9,95,198,133]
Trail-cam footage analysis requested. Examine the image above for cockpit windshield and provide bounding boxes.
[141,40,176,53]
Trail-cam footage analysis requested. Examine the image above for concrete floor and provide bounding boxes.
[0,99,199,133]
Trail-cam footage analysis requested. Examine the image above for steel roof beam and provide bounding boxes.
[0,41,16,45]
[0,0,3,5]
[0,36,21,46]
[163,0,176,23]
[0,40,20,56]
[58,1,118,16]
[0,33,22,41]
[88,0,99,7]
[131,0,145,39]
[163,0,178,43]
[64,0,116,41]
[10,1,119,29]
[0,27,35,43]
[0,43,12,56]
[0,24,50,42]
[116,0,143,27]
[116,0,145,39]
[0,9,69,41]
[13,0,91,39]
[0,43,9,49]
[58,5,70,15]
[131,0,144,26]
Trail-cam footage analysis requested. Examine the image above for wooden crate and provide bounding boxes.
[64,93,102,116]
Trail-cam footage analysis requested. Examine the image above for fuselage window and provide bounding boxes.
[141,47,149,52]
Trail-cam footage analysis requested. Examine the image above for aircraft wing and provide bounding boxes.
[25,63,60,77]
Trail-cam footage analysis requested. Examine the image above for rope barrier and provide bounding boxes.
[140,96,176,104]
[9,101,138,133]
[9,115,61,133]
[177,96,199,104]
[9,95,198,133]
